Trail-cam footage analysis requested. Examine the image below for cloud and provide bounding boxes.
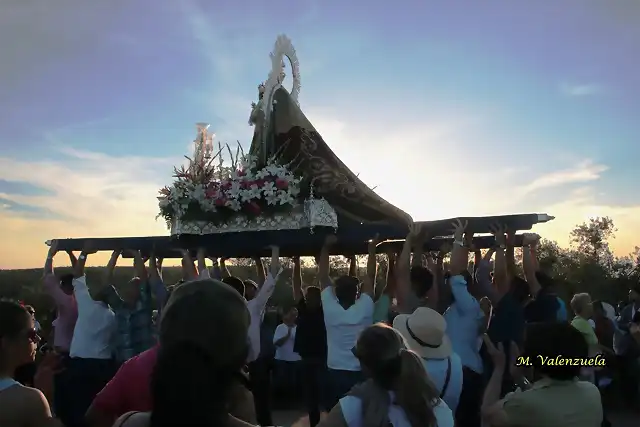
[560,83,604,97]
[518,160,608,196]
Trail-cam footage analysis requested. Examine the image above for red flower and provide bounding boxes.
[247,201,261,215]
[275,178,289,190]
[221,181,232,190]
[205,188,218,199]
[240,180,251,189]
[237,170,246,177]
[254,179,266,188]
[214,197,227,206]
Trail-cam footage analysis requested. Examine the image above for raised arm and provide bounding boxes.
[218,257,231,278]
[148,251,167,309]
[207,257,222,280]
[491,225,510,298]
[253,256,266,285]
[395,223,422,312]
[197,248,210,279]
[127,250,148,282]
[377,251,396,300]
[434,244,452,314]
[252,246,282,309]
[361,234,379,298]
[449,220,477,313]
[66,250,78,270]
[292,256,303,302]
[411,232,425,267]
[318,235,337,289]
[522,233,542,295]
[505,230,517,278]
[42,241,69,306]
[347,255,357,277]
[180,249,198,281]
[475,247,499,304]
[73,241,97,279]
[100,250,124,309]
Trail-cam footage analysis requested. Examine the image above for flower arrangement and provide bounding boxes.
[157,139,302,227]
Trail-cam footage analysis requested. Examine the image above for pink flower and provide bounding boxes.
[205,188,218,199]
[275,179,289,190]
[237,169,246,177]
[214,197,227,206]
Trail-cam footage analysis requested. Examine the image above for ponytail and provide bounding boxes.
[149,343,237,427]
[393,349,439,427]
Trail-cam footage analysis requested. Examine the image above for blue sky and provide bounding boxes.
[1,0,639,268]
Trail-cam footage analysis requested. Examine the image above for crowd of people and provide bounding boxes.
[1,221,640,427]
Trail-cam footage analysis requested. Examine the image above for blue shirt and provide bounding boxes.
[556,297,568,321]
[421,352,463,412]
[443,275,484,373]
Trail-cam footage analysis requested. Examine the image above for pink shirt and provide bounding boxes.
[91,346,158,418]
[43,274,78,352]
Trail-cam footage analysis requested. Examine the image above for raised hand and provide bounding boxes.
[522,233,541,247]
[450,219,467,243]
[81,240,98,255]
[407,222,423,242]
[48,239,59,256]
[464,232,475,250]
[482,334,506,369]
[489,223,506,246]
[269,245,281,276]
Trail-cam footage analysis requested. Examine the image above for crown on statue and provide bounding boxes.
[258,82,265,95]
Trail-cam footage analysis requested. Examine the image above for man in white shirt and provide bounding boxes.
[56,246,118,427]
[319,235,376,410]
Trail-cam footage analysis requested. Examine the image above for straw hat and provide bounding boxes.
[393,307,452,360]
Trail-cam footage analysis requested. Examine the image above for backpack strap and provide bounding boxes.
[113,411,139,427]
[439,357,452,399]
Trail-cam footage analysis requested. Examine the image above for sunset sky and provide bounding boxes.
[1,0,639,269]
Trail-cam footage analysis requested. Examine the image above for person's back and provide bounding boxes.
[502,378,602,427]
[0,380,55,427]
[339,392,454,427]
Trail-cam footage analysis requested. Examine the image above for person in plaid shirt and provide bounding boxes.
[99,250,167,364]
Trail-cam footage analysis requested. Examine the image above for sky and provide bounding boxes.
[1,0,639,269]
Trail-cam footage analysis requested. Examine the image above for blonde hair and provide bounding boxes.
[570,293,592,315]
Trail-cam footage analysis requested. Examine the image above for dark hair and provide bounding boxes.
[305,286,321,298]
[334,276,359,307]
[410,267,434,299]
[0,301,30,362]
[523,322,587,380]
[355,324,439,427]
[222,276,245,298]
[535,271,554,290]
[59,274,74,287]
[150,342,247,426]
[510,276,531,303]
[592,300,604,312]
[243,280,258,292]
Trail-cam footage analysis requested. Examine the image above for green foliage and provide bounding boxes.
[2,216,637,325]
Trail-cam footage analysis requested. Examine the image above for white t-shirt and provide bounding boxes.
[321,287,374,371]
[70,276,116,359]
[340,393,454,427]
[273,324,301,362]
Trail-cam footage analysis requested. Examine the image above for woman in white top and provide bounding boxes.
[0,300,61,426]
[318,323,454,427]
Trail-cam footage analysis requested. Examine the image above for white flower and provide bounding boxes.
[200,198,217,212]
[190,184,206,203]
[240,184,261,202]
[277,190,293,205]
[227,181,242,199]
[261,181,276,197]
[265,192,279,205]
[226,198,242,211]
